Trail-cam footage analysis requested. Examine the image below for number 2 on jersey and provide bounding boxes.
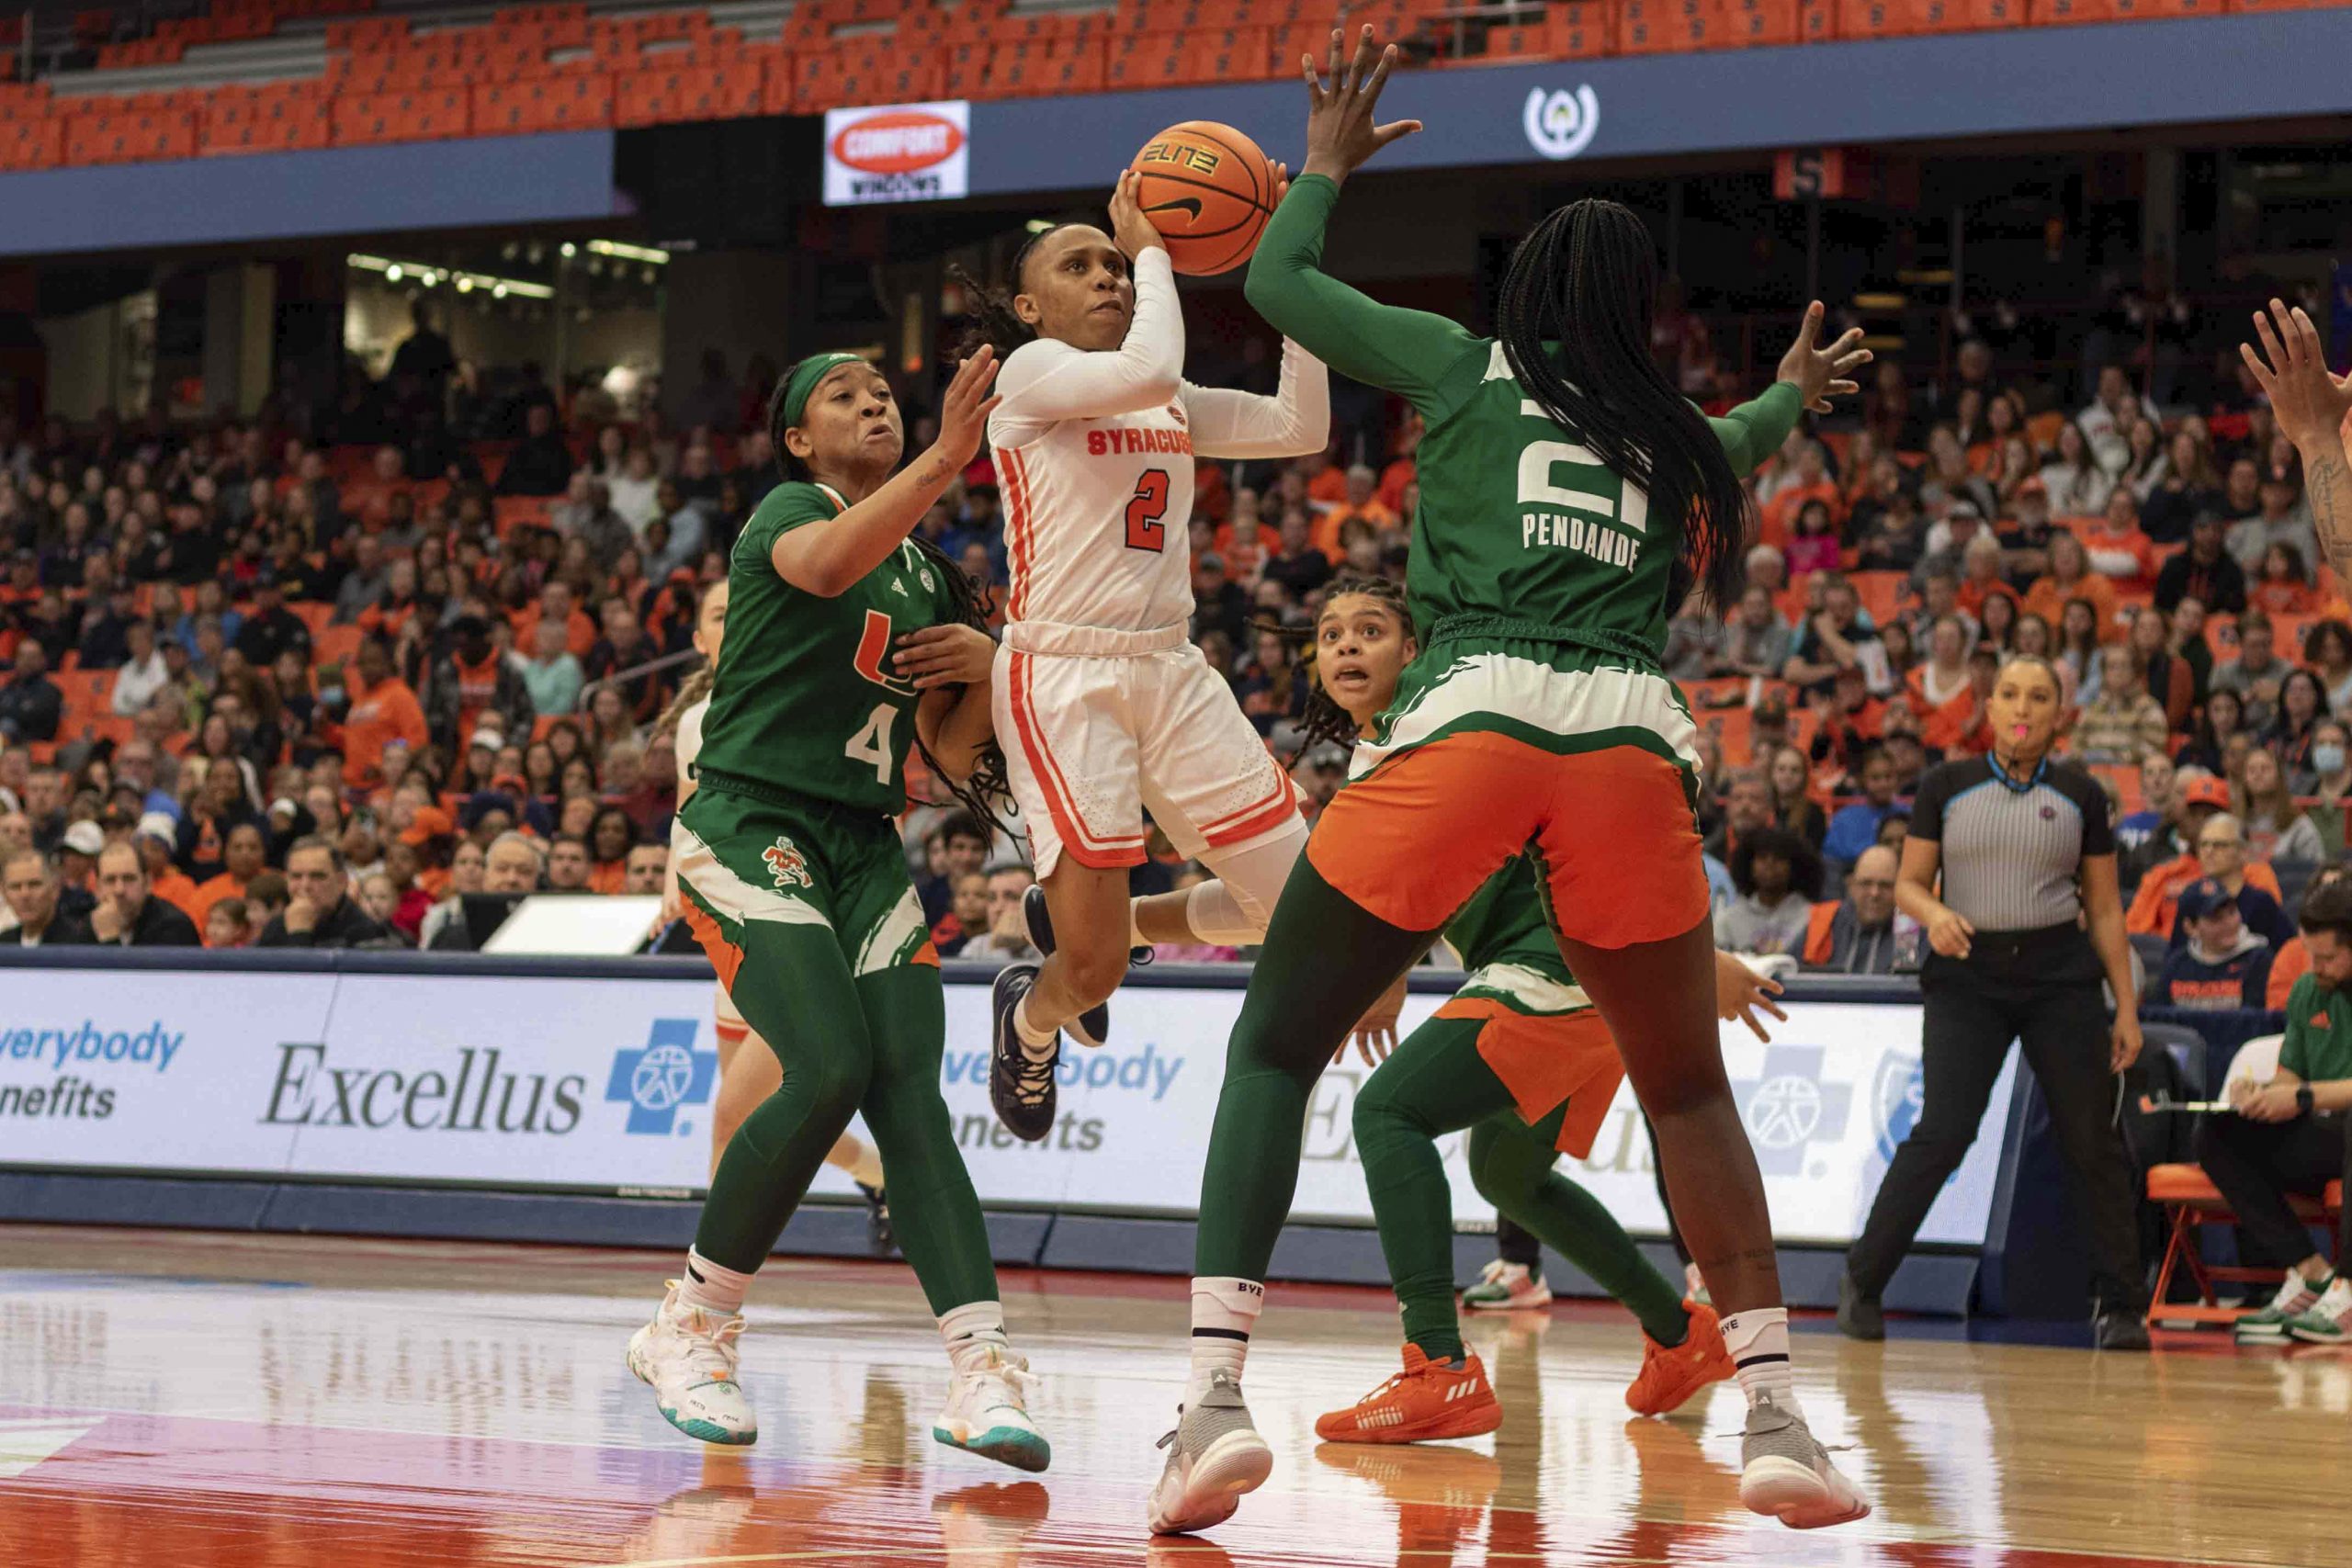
[1125,468,1170,553]
[844,703,895,784]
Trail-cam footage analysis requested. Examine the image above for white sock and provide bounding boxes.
[1127,898,1150,951]
[1186,1276,1265,1404]
[1014,993,1057,1055]
[940,1299,1009,1374]
[680,1247,753,1317]
[842,1136,885,1190]
[1720,1306,1797,1411]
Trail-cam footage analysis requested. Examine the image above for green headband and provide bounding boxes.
[778,352,868,431]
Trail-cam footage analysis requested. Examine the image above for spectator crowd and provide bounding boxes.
[6,292,2352,991]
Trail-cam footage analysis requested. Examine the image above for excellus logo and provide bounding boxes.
[261,1043,588,1134]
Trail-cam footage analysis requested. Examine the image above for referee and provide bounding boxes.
[1839,653,2151,1349]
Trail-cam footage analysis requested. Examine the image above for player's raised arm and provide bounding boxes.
[771,349,998,597]
[1244,28,1483,413]
[985,176,1187,432]
[1182,336,1330,460]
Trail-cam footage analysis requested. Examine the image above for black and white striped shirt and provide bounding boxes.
[1910,756,2114,933]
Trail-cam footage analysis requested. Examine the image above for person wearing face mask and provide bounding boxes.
[1842,653,2150,1349]
[2297,720,2352,859]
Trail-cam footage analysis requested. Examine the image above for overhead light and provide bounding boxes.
[492,283,508,299]
[385,264,403,281]
[560,243,577,258]
[348,253,550,299]
[456,276,472,293]
[586,239,669,265]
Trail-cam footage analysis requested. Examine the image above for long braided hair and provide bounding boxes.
[1299,574,1413,752]
[1497,199,1753,615]
[764,370,1016,834]
[653,577,724,738]
[949,223,1076,358]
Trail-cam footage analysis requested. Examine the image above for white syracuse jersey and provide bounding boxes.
[987,245,1330,634]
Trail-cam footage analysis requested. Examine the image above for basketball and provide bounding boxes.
[1129,120,1278,276]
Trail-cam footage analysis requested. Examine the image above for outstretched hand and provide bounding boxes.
[1775,301,1871,415]
[1301,26,1421,187]
[931,345,1001,472]
[2242,298,2352,452]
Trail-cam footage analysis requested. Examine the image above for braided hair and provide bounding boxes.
[1497,199,1753,616]
[766,366,1016,836]
[652,577,726,738]
[950,223,1076,358]
[1299,574,1413,753]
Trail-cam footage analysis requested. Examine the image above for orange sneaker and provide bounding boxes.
[1315,1346,1502,1445]
[1625,1299,1736,1417]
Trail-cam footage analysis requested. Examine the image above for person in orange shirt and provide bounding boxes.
[1954,535,2018,625]
[511,580,598,661]
[337,637,428,791]
[1906,615,1976,752]
[133,813,203,919]
[1311,465,1400,564]
[1300,446,1348,512]
[1759,442,1843,550]
[1213,488,1272,584]
[587,804,637,895]
[1375,411,1421,514]
[2125,779,2283,938]
[2020,528,2120,636]
[2076,489,2159,586]
[190,821,267,928]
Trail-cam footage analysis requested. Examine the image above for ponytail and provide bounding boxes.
[950,223,1069,360]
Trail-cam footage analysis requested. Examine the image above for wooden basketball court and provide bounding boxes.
[1,1224,2341,1566]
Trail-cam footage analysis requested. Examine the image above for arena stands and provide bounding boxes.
[0,0,2336,172]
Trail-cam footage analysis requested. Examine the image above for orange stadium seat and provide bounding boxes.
[2147,1164,2342,1327]
[313,625,365,669]
[1552,2,1616,54]
[1102,32,1191,90]
[1725,0,1804,43]
[1183,27,1273,83]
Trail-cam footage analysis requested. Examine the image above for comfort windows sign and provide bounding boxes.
[822,101,970,207]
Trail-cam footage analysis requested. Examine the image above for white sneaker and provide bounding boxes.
[1462,1259,1554,1311]
[628,1281,756,1446]
[2287,1277,2352,1345]
[1147,1371,1272,1535]
[933,1346,1051,1472]
[1738,1393,1871,1529]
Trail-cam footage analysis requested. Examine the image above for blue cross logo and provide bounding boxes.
[605,1019,717,1136]
[1729,1044,1854,1178]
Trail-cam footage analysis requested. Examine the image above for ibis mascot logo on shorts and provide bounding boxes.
[763,837,813,892]
[1522,85,1600,162]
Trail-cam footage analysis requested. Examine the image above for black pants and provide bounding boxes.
[2196,1111,2352,1267]
[1847,927,2148,1313]
[1496,1115,1690,1270]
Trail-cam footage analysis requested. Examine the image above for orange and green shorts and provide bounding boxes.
[1312,641,1708,952]
[1430,961,1624,1157]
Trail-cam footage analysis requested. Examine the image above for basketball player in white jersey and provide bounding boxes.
[955,172,1331,1140]
[659,576,890,1249]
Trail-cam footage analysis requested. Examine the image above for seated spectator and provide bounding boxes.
[2038,420,2114,516]
[2153,513,2247,616]
[1661,593,1724,681]
[233,578,311,669]
[2152,877,2273,1010]
[1703,769,1774,863]
[2297,719,2352,857]
[339,637,428,792]
[426,615,537,752]
[2211,608,2290,734]
[2264,867,2349,1010]
[1761,441,1842,546]
[1783,498,1843,576]
[2251,541,2320,617]
[2169,811,2292,949]
[1801,843,1917,974]
[259,836,396,948]
[915,813,991,927]
[0,641,62,742]
[546,834,594,892]
[587,806,638,894]
[1713,584,1794,679]
[110,621,174,716]
[86,841,200,946]
[1822,746,1906,871]
[2073,645,2169,766]
[2126,780,2278,936]
[191,821,267,929]
[1261,509,1331,603]
[2227,459,2312,575]
[135,813,202,919]
[2267,668,2331,775]
[932,871,989,959]
[2076,490,2157,583]
[2193,876,2352,1341]
[3,848,90,946]
[1713,826,1820,958]
[515,617,584,721]
[2116,751,2176,859]
[1905,616,1975,754]
[2127,605,2195,732]
[496,402,575,497]
[1853,488,1924,574]
[426,831,545,950]
[417,838,487,949]
[1954,534,2013,625]
[356,871,408,940]
[204,896,250,949]
[1311,465,1398,562]
[2307,621,2352,716]
[958,862,1043,966]
[1781,574,1887,698]
[2240,747,2324,865]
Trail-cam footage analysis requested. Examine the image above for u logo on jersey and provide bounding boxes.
[852,608,918,695]
[763,837,813,892]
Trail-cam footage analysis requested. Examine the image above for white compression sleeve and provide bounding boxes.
[1182,815,1309,944]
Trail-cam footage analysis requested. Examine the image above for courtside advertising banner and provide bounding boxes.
[822,101,969,206]
[2,966,2008,1247]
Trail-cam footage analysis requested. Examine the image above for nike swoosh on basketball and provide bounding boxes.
[1146,197,1204,220]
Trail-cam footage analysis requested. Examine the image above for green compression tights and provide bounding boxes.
[1355,1016,1690,1359]
[694,924,995,1316]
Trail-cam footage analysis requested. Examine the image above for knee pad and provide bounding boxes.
[1190,817,1309,944]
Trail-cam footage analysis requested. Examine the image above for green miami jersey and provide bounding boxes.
[697,480,957,815]
[1246,175,1800,656]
